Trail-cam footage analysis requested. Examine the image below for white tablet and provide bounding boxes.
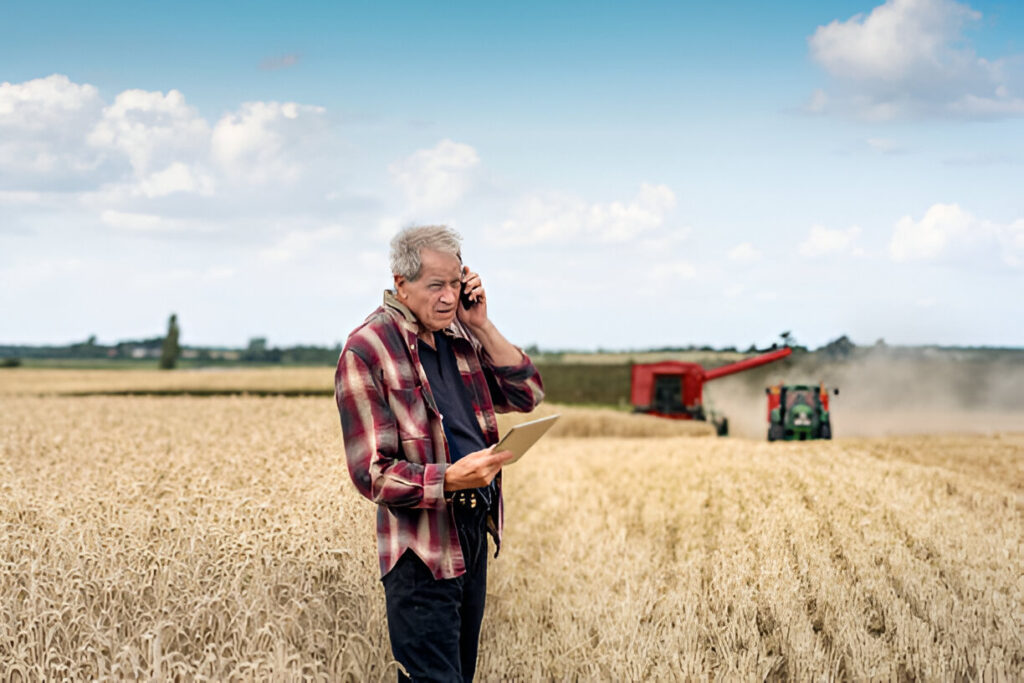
[494,414,560,464]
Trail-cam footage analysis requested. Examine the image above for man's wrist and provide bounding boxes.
[463,318,495,339]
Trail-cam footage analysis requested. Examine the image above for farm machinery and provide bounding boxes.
[631,347,792,435]
[766,383,838,441]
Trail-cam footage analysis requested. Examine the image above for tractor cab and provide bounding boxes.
[766,383,837,441]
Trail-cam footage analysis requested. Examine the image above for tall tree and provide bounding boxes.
[159,314,181,370]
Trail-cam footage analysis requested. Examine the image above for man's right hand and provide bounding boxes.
[443,445,515,491]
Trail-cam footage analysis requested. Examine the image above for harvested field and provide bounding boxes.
[0,367,335,395]
[1,392,1022,679]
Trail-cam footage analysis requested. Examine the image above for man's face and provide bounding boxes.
[394,248,462,332]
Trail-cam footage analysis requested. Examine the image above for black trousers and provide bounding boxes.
[381,503,489,683]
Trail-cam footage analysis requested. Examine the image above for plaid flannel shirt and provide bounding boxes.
[335,291,544,579]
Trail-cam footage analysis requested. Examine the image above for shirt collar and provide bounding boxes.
[382,289,464,340]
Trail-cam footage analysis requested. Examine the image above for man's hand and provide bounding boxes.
[456,265,524,366]
[444,445,515,492]
[457,265,488,329]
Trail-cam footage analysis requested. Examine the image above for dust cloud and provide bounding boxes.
[704,349,1024,439]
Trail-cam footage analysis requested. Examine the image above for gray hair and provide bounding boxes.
[389,225,463,281]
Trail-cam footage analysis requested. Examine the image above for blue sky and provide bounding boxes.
[2,0,1023,350]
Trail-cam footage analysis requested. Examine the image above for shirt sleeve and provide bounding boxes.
[335,347,447,510]
[481,348,545,414]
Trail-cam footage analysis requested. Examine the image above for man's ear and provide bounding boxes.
[393,274,405,298]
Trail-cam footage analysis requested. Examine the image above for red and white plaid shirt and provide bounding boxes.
[335,291,544,579]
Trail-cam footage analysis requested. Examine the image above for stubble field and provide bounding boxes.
[1,370,1023,679]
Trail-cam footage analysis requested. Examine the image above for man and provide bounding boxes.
[335,225,544,682]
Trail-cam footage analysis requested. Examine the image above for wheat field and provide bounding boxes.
[1,386,1023,679]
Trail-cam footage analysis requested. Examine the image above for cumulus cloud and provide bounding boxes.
[388,139,480,211]
[135,162,216,198]
[211,101,328,185]
[808,0,1024,120]
[1,74,335,206]
[494,183,676,246]
[0,74,109,188]
[88,88,210,175]
[799,224,863,257]
[889,203,1023,265]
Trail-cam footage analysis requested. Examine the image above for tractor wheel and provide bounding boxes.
[820,423,832,440]
[715,418,729,437]
[768,424,784,442]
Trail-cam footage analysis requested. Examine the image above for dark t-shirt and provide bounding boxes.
[418,331,494,505]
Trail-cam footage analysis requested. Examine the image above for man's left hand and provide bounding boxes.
[457,266,488,329]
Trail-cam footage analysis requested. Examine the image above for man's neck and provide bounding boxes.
[417,329,437,349]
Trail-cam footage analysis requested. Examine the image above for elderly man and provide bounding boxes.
[335,225,544,682]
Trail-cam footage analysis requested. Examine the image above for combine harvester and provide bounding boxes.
[631,347,792,435]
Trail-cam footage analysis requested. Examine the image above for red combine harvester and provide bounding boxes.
[631,347,793,435]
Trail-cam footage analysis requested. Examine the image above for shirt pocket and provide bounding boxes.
[387,387,432,442]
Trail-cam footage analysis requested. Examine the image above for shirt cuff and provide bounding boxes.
[483,348,533,379]
[418,462,448,509]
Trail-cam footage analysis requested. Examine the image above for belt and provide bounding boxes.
[450,490,485,510]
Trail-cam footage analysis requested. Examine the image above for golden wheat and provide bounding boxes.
[1,393,1022,679]
[0,367,335,395]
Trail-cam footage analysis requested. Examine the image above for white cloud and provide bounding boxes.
[388,139,480,211]
[889,203,1024,266]
[0,74,101,130]
[1,74,335,207]
[889,203,974,260]
[0,74,108,186]
[88,88,210,175]
[135,162,216,198]
[494,183,676,246]
[728,242,761,264]
[799,224,863,257]
[809,0,1024,119]
[211,101,328,185]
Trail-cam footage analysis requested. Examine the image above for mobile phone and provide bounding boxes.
[460,279,476,309]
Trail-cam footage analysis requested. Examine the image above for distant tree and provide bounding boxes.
[243,337,269,362]
[819,334,856,360]
[159,314,181,370]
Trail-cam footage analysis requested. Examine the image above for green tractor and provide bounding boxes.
[766,382,837,441]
